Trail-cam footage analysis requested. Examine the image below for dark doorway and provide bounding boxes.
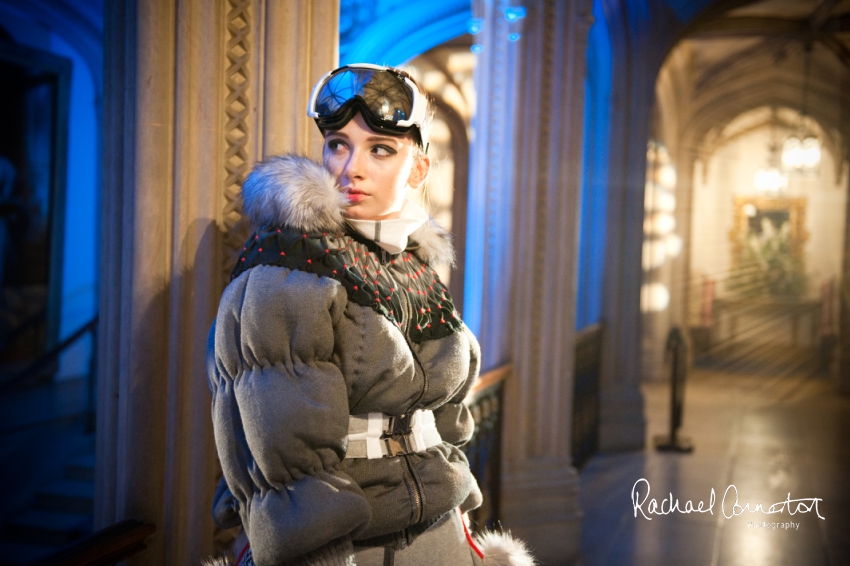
[0,37,70,381]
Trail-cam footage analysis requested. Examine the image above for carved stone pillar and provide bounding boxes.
[640,143,694,384]
[260,1,338,158]
[643,45,697,384]
[464,0,521,368]
[840,150,850,395]
[670,152,694,327]
[98,1,338,563]
[596,6,657,452]
[490,1,592,563]
[839,66,850,395]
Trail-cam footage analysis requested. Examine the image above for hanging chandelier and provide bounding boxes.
[754,112,787,194]
[781,130,821,173]
[781,42,821,174]
[754,163,787,193]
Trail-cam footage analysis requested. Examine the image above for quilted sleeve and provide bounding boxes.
[433,324,482,446]
[208,265,371,565]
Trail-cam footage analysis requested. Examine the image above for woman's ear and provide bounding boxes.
[408,154,431,189]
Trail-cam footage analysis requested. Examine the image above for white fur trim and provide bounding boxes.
[240,154,454,266]
[409,216,455,267]
[241,154,347,233]
[475,530,536,566]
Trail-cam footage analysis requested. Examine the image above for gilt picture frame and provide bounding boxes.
[729,196,809,266]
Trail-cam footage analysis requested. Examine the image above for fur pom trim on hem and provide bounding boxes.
[200,554,231,566]
[475,530,536,566]
[201,532,534,566]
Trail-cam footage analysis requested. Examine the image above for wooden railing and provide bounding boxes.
[462,364,509,530]
[462,334,604,526]
[35,519,155,566]
[0,316,98,397]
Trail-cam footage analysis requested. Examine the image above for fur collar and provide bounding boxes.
[241,154,454,266]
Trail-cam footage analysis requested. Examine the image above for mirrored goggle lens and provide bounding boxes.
[314,69,414,125]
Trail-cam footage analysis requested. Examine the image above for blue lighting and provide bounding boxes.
[508,33,521,41]
[471,44,483,53]
[575,0,612,330]
[504,6,526,21]
[340,0,472,66]
[467,17,483,34]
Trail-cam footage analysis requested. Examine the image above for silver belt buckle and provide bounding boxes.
[383,413,414,457]
[383,434,410,457]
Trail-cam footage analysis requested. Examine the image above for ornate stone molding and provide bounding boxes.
[222,0,252,278]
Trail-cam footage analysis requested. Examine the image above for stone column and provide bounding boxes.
[671,146,698,340]
[464,0,522,368]
[839,145,850,395]
[260,1,338,158]
[489,1,592,563]
[596,5,657,452]
[641,146,693,383]
[644,45,697,384]
[97,1,338,563]
[838,64,850,395]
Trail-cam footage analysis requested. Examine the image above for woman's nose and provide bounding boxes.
[343,149,365,181]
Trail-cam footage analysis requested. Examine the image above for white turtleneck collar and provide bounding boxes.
[345,198,429,255]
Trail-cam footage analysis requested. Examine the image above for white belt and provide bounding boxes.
[346,409,442,459]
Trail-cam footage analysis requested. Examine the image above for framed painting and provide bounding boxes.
[728,196,808,297]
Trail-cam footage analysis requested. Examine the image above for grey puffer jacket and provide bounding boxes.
[208,154,483,565]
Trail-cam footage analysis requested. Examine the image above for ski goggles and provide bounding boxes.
[307,63,428,146]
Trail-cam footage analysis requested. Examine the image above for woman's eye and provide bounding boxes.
[372,145,396,157]
[326,139,346,151]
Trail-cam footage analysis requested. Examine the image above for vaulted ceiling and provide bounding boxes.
[659,0,850,163]
[688,0,850,73]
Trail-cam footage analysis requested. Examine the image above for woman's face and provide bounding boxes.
[322,112,429,221]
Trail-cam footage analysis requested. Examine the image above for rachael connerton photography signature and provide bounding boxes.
[631,478,825,520]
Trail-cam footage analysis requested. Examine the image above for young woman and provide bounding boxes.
[207,64,532,566]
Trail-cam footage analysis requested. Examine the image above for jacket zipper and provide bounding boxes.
[402,454,424,524]
[398,300,426,528]
[384,252,426,527]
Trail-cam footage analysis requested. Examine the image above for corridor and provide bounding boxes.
[579,362,850,565]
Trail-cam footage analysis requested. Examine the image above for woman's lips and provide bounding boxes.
[345,189,367,203]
